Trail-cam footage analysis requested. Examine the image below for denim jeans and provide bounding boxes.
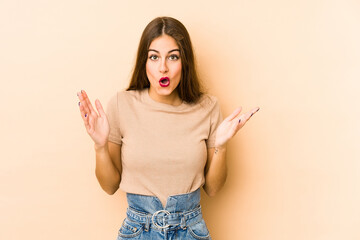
[116,188,212,240]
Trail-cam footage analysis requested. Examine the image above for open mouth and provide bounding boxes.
[159,77,170,87]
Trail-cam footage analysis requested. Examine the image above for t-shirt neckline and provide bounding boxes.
[142,88,188,112]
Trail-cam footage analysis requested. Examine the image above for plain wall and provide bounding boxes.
[1,0,359,239]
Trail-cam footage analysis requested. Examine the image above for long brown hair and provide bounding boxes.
[127,17,203,103]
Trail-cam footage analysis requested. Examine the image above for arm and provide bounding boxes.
[203,106,260,197]
[203,146,227,197]
[77,90,122,195]
[95,141,122,195]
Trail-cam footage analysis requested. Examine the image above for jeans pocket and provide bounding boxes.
[117,218,144,239]
[188,219,211,240]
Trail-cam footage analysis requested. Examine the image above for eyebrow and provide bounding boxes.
[148,49,180,53]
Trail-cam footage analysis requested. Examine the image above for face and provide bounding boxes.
[146,34,182,103]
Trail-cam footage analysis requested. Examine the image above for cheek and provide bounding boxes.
[174,62,182,77]
[145,62,154,78]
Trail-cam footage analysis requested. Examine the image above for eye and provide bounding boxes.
[149,55,159,60]
[168,54,180,61]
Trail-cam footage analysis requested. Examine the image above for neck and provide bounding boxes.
[148,88,182,106]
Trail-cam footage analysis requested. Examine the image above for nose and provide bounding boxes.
[159,59,168,73]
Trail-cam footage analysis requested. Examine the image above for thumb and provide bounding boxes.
[95,99,106,118]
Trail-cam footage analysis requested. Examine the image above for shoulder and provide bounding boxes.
[109,89,143,104]
[197,93,220,111]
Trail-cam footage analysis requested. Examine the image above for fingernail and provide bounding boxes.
[78,102,80,106]
[81,90,84,93]
[85,114,87,117]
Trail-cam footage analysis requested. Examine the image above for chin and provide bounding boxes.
[156,87,176,96]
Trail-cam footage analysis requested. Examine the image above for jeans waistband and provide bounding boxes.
[126,205,202,231]
[126,188,201,213]
[125,189,202,231]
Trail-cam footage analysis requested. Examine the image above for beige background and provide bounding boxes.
[1,0,359,239]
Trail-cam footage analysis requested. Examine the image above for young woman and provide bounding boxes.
[77,16,259,240]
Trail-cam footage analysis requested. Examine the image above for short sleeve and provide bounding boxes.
[105,93,122,145]
[206,97,223,148]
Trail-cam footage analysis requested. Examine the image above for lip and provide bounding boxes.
[159,77,170,87]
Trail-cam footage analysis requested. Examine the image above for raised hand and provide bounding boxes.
[214,106,260,147]
[77,90,110,148]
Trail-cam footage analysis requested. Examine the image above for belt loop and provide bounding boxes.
[144,215,150,232]
[180,214,187,230]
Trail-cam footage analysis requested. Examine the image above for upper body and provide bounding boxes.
[76,16,260,207]
[106,88,222,207]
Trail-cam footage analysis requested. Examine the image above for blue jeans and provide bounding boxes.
[116,188,212,240]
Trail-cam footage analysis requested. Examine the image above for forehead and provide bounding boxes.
[149,34,179,51]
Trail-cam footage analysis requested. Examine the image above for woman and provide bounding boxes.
[77,16,259,240]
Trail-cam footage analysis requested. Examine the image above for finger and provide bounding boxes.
[249,107,260,119]
[79,90,94,116]
[77,91,91,120]
[241,107,260,123]
[82,90,97,115]
[77,91,91,116]
[78,101,91,129]
[95,99,106,118]
[237,107,259,124]
[78,90,97,120]
[225,107,242,121]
